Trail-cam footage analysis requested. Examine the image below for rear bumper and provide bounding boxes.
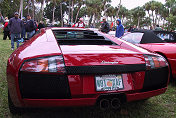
[126,87,167,102]
[22,87,167,107]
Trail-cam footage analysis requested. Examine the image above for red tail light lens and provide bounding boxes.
[20,56,66,73]
[144,54,168,70]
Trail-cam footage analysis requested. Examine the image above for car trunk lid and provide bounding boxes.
[60,45,145,67]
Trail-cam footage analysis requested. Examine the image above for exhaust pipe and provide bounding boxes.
[111,98,121,109]
[99,99,110,110]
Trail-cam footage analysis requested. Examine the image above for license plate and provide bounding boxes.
[95,74,124,91]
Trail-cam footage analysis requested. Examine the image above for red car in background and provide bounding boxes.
[7,28,169,114]
[121,30,176,79]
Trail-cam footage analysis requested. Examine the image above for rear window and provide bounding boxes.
[121,33,144,44]
[155,33,176,42]
[52,30,118,45]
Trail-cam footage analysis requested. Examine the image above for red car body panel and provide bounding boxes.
[6,28,169,108]
[138,43,176,78]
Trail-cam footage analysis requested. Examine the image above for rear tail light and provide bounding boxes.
[20,56,66,73]
[144,54,168,70]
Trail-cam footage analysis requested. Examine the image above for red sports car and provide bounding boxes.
[7,28,169,114]
[121,30,176,79]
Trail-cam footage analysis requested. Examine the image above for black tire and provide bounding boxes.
[8,92,23,115]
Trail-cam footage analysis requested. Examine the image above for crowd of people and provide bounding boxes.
[0,12,173,50]
[0,12,45,50]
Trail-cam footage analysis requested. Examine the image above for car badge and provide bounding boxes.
[101,61,119,64]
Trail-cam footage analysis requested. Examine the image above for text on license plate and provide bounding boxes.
[95,74,123,91]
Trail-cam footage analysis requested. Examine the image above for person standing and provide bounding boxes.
[25,14,36,39]
[155,25,162,31]
[8,12,23,50]
[115,19,124,38]
[38,21,45,30]
[21,17,26,38]
[3,19,11,40]
[72,18,85,28]
[100,17,110,33]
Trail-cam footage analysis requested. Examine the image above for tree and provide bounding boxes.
[36,0,47,21]
[74,0,85,23]
[165,0,176,30]
[44,2,67,24]
[0,0,20,18]
[118,6,128,23]
[144,2,151,20]
[131,7,146,28]
[154,1,163,25]
[116,0,121,18]
[101,0,111,17]
[85,0,102,27]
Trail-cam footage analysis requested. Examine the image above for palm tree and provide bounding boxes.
[60,1,63,27]
[85,0,102,27]
[144,2,151,20]
[165,0,176,30]
[71,0,76,24]
[150,0,158,27]
[32,0,35,19]
[106,6,115,22]
[154,1,163,25]
[74,0,85,23]
[131,7,146,28]
[118,6,128,23]
[116,0,121,18]
[160,7,169,27]
[19,0,23,18]
[52,0,56,25]
[35,0,46,21]
[101,0,111,17]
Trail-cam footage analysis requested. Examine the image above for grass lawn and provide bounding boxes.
[0,33,176,118]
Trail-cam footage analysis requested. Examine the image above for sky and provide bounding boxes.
[111,0,166,10]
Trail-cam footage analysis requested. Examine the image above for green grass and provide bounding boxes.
[0,33,176,118]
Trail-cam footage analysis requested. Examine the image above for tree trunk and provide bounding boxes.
[163,19,165,28]
[75,4,81,23]
[93,13,96,28]
[116,0,121,18]
[155,15,157,25]
[60,2,63,27]
[52,2,56,25]
[88,15,93,28]
[137,16,140,28]
[32,0,35,20]
[104,3,106,17]
[148,10,150,20]
[41,0,45,21]
[19,0,23,19]
[152,11,155,27]
[71,0,74,24]
[68,0,71,24]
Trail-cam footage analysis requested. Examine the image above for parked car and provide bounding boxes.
[153,30,176,43]
[121,30,176,79]
[7,28,169,114]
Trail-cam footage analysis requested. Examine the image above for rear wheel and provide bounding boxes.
[8,92,23,115]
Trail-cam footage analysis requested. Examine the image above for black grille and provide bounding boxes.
[19,72,71,99]
[65,64,146,75]
[142,67,169,92]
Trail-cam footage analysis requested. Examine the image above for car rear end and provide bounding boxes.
[7,28,169,110]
